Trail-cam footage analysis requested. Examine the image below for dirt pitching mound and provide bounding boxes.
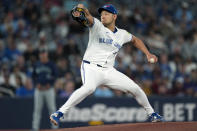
[42,122,197,131]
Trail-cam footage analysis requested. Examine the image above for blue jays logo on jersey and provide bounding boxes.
[99,38,121,49]
[99,38,113,45]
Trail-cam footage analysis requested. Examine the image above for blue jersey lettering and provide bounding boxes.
[99,38,121,49]
[114,42,121,49]
[99,38,113,45]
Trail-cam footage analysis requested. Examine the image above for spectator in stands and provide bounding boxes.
[0,63,11,84]
[16,77,34,97]
[54,78,64,95]
[159,53,172,79]
[59,80,75,98]
[113,90,124,97]
[0,73,16,97]
[94,86,114,98]
[9,64,27,88]
[4,36,21,61]
[23,42,37,70]
[24,1,40,25]
[151,75,162,95]
[175,2,193,23]
[171,77,185,97]
[0,40,6,61]
[56,57,70,77]
[141,78,152,96]
[51,43,66,62]
[157,84,169,96]
[63,38,80,57]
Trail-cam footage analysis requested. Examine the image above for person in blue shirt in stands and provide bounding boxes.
[16,77,34,97]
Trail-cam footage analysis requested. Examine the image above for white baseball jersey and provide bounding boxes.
[83,18,133,67]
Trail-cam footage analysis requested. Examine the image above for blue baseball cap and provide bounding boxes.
[98,4,118,14]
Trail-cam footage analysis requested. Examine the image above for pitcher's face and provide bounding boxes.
[101,10,116,26]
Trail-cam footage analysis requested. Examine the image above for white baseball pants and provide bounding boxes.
[59,61,154,115]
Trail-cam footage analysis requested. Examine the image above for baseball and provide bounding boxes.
[149,58,155,63]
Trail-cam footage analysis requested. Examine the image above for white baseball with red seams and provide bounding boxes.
[58,18,154,116]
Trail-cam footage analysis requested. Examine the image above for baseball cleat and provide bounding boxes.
[148,112,164,122]
[50,111,63,126]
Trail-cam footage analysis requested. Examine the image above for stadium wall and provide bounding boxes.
[0,97,197,129]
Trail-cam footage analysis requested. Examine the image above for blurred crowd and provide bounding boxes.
[0,0,197,98]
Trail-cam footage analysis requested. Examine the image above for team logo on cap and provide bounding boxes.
[104,5,110,8]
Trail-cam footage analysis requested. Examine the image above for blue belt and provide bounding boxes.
[83,60,104,68]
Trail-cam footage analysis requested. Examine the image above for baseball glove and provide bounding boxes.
[71,6,89,27]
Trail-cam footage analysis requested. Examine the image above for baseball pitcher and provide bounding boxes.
[50,4,164,125]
